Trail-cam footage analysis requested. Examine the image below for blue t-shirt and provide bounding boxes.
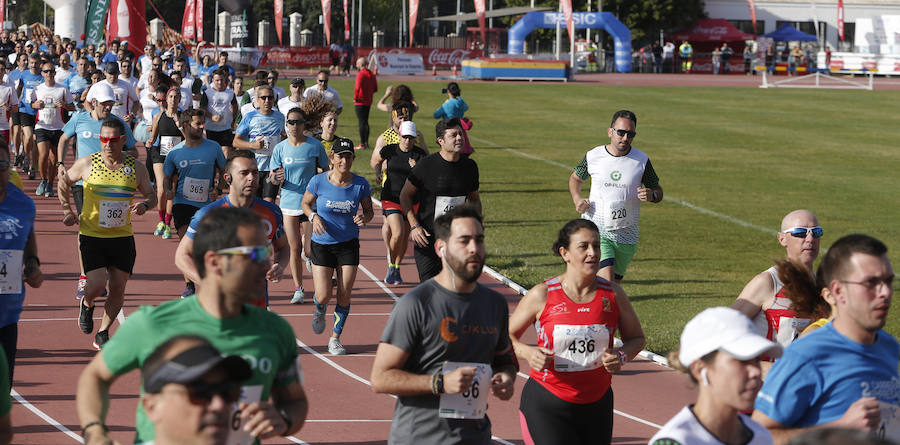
[235,109,284,172]
[162,139,227,207]
[101,52,118,65]
[433,96,469,119]
[62,111,137,185]
[7,69,23,85]
[17,71,44,115]
[65,74,91,99]
[755,322,900,428]
[186,195,285,243]
[0,184,36,327]
[270,138,329,211]
[306,172,371,245]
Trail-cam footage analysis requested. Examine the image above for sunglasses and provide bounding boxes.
[41,69,54,73]
[258,95,274,101]
[317,79,327,83]
[170,380,242,405]
[612,128,636,138]
[99,135,123,143]
[286,119,304,126]
[782,227,824,239]
[216,245,273,264]
[152,64,161,68]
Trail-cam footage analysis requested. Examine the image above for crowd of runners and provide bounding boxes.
[0,30,896,445]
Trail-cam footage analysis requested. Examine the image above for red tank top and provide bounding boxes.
[754,266,811,361]
[530,276,620,404]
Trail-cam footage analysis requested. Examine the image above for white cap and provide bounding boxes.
[678,307,782,367]
[91,83,116,104]
[399,121,417,138]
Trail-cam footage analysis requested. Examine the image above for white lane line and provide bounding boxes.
[285,435,309,444]
[466,134,776,236]
[358,264,400,301]
[10,389,84,443]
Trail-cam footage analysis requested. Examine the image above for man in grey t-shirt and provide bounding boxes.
[371,205,517,445]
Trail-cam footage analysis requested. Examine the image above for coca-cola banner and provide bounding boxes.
[108,0,147,53]
[258,46,483,68]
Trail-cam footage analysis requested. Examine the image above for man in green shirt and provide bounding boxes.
[76,207,308,445]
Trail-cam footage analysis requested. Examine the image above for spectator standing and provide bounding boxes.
[652,42,663,73]
[663,41,675,72]
[721,43,734,74]
[353,57,377,150]
[712,46,722,75]
[744,44,754,75]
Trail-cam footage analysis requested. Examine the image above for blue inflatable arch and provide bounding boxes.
[508,12,632,73]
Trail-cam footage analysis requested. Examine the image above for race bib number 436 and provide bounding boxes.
[553,324,610,372]
[439,362,492,419]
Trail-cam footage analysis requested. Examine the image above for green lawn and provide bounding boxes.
[297,77,900,354]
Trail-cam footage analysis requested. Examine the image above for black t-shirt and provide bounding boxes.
[0,42,14,59]
[380,144,427,204]
[407,152,478,232]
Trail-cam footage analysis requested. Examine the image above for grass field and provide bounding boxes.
[299,76,900,354]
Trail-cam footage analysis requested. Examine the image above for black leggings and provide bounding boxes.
[355,105,371,146]
[519,378,613,445]
[0,323,17,387]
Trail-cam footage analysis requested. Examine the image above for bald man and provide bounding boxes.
[732,209,823,374]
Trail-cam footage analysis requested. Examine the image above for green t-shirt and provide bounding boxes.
[102,296,299,444]
[0,348,10,417]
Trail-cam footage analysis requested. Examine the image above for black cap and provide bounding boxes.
[290,77,305,86]
[104,63,120,74]
[332,138,355,156]
[143,344,252,393]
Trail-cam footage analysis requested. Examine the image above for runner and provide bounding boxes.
[14,52,43,180]
[233,85,285,203]
[369,120,426,285]
[370,205,517,443]
[301,138,373,355]
[202,68,238,158]
[509,218,645,445]
[63,56,91,112]
[400,118,479,282]
[267,70,287,102]
[84,63,140,124]
[269,108,329,304]
[0,64,16,149]
[57,117,156,349]
[373,101,427,156]
[277,78,305,116]
[27,60,73,197]
[651,307,779,445]
[8,54,27,171]
[146,86,182,239]
[162,108,226,298]
[174,149,289,309]
[303,70,342,115]
[77,207,307,445]
[316,108,340,155]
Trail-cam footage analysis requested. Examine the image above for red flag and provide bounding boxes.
[0,0,5,29]
[409,0,419,46]
[473,0,486,47]
[838,0,845,41]
[108,0,147,55]
[747,0,757,35]
[343,0,350,41]
[182,0,196,40]
[196,0,204,41]
[560,0,574,46]
[275,0,284,44]
[321,0,331,44]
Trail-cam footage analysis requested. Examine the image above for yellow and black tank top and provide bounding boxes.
[80,152,138,238]
[380,127,401,145]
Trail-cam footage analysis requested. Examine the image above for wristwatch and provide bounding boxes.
[56,161,64,166]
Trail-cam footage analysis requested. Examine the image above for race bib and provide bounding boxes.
[38,98,56,122]
[775,316,811,347]
[434,196,466,223]
[0,250,23,295]
[552,323,610,372]
[439,362,491,419]
[256,135,280,156]
[98,200,129,228]
[227,385,263,445]
[603,200,635,230]
[23,88,33,104]
[159,136,182,156]
[182,177,208,202]
[878,401,900,442]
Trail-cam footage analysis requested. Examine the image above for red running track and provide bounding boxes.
[12,170,694,444]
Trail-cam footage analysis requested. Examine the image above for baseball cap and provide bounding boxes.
[91,83,116,103]
[678,307,782,368]
[332,138,355,156]
[143,344,252,393]
[290,77,305,86]
[399,121,417,138]
[104,62,120,74]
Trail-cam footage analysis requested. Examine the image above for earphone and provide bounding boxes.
[700,368,710,386]
[440,247,445,257]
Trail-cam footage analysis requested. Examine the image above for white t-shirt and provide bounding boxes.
[303,85,342,109]
[55,68,73,84]
[0,84,17,130]
[204,88,236,132]
[30,83,71,130]
[277,96,303,116]
[649,406,773,445]
[119,75,138,90]
[86,79,139,119]
[178,87,193,110]
[239,102,256,119]
[138,89,159,124]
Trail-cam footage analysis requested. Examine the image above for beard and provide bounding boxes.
[444,249,485,284]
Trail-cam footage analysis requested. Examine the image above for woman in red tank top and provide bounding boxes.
[509,219,645,445]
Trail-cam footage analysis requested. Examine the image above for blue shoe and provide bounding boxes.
[35,179,46,196]
[384,266,396,284]
[312,300,326,334]
[392,268,403,285]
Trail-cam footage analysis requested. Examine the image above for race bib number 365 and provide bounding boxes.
[553,324,609,372]
[182,177,208,202]
[99,200,129,228]
[439,362,492,419]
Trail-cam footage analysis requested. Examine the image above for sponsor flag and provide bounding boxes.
[747,0,757,35]
[275,0,284,44]
[321,0,332,44]
[182,0,196,39]
[560,0,574,45]
[196,0,204,41]
[409,0,419,46]
[107,0,147,53]
[343,0,350,41]
[473,0,486,47]
[84,0,110,46]
[0,0,4,29]
[838,0,845,41]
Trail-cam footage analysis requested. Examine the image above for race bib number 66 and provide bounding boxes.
[439,362,492,419]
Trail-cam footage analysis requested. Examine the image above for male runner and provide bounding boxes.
[568,109,663,283]
[371,205,517,444]
[303,70,342,114]
[202,68,238,158]
[28,60,73,197]
[233,85,285,202]
[277,78,305,116]
[84,63,140,124]
[57,118,156,349]
[0,64,17,147]
[77,207,307,445]
[15,52,43,180]
[163,108,227,298]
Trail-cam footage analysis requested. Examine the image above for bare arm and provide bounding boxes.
[509,284,553,372]
[732,272,775,320]
[23,229,43,288]
[752,398,882,445]
[56,132,71,171]
[232,134,263,151]
[370,343,431,396]
[611,283,646,361]
[175,236,201,283]
[58,156,91,224]
[270,382,308,436]
[375,86,393,112]
[569,172,590,213]
[146,112,161,148]
[76,352,121,445]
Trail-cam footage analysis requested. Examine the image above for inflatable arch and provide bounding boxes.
[508,12,632,73]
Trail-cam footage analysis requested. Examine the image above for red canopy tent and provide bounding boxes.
[669,19,754,74]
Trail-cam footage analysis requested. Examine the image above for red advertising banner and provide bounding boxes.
[182,0,196,40]
[196,0,204,41]
[343,0,350,41]
[321,0,332,44]
[409,0,419,46]
[473,0,486,45]
[746,0,757,35]
[258,46,484,68]
[838,0,844,41]
[0,0,5,29]
[108,0,148,52]
[560,0,574,45]
[275,0,284,44]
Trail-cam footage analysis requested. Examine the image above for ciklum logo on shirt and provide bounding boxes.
[440,317,499,343]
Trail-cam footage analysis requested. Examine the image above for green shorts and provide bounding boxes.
[600,237,637,278]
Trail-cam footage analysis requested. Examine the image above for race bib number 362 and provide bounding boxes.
[439,362,492,419]
[98,200,129,228]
